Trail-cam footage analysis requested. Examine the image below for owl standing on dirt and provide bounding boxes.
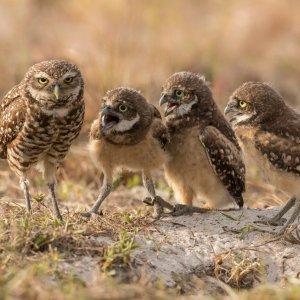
[225,82,300,233]
[159,72,245,215]
[82,87,172,218]
[0,60,84,221]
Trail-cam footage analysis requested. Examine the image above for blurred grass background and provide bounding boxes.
[0,0,299,208]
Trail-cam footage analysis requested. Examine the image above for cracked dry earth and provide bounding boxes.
[63,189,300,290]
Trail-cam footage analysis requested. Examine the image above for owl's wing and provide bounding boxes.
[149,104,169,150]
[89,118,101,140]
[255,128,300,176]
[150,103,163,120]
[0,85,26,158]
[199,126,245,207]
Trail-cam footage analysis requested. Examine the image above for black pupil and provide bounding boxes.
[66,77,71,82]
[177,91,182,96]
[120,105,126,111]
[40,78,46,82]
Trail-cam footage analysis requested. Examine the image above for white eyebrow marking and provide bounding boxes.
[34,72,50,79]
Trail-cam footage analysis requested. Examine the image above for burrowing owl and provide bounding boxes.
[0,60,84,220]
[159,72,245,215]
[82,87,171,218]
[225,82,300,233]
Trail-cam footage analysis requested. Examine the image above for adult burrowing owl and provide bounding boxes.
[160,72,245,215]
[0,60,84,220]
[225,82,300,233]
[82,87,171,218]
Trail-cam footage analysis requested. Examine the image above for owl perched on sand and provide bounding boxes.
[0,60,84,220]
[159,72,245,215]
[225,82,300,233]
[83,87,171,218]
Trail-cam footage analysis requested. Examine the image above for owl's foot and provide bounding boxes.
[143,196,173,219]
[55,212,63,222]
[255,215,286,226]
[255,196,300,235]
[80,210,103,219]
[171,204,209,217]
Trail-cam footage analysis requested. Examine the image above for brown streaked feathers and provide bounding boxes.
[0,59,84,220]
[226,81,300,233]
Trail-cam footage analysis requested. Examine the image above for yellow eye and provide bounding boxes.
[239,101,247,108]
[175,90,184,97]
[119,104,128,112]
[64,77,73,83]
[37,77,48,84]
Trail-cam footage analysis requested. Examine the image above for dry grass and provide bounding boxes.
[214,251,261,288]
[1,202,300,300]
[1,0,300,298]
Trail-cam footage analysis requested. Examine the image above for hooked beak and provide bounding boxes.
[54,84,60,100]
[159,94,179,117]
[159,94,169,106]
[224,103,234,115]
[101,106,120,129]
[102,106,114,115]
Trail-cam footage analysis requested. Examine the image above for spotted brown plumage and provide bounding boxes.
[0,60,84,220]
[200,126,245,207]
[160,72,245,214]
[84,87,172,218]
[225,81,300,233]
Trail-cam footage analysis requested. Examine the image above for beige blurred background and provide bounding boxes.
[0,0,299,208]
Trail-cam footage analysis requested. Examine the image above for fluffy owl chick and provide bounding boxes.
[0,60,84,221]
[225,82,300,233]
[160,72,245,215]
[83,87,171,218]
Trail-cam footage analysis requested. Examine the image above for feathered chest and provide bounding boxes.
[167,126,206,161]
[22,103,84,143]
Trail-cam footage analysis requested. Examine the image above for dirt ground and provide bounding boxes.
[1,142,300,299]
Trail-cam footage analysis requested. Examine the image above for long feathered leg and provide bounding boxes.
[20,179,31,212]
[277,198,300,234]
[48,182,63,221]
[255,196,300,234]
[81,173,112,218]
[43,161,63,221]
[142,172,174,218]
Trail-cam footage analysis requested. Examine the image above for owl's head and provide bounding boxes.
[24,60,83,108]
[225,82,285,128]
[100,87,153,144]
[159,71,212,119]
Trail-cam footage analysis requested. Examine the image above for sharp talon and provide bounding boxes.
[143,197,154,206]
[80,212,92,218]
[152,203,163,219]
[80,211,102,218]
[255,216,287,226]
[170,204,209,216]
[56,215,63,222]
[153,195,174,210]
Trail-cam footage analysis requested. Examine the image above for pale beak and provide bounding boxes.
[224,104,233,115]
[54,84,60,100]
[159,94,168,106]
